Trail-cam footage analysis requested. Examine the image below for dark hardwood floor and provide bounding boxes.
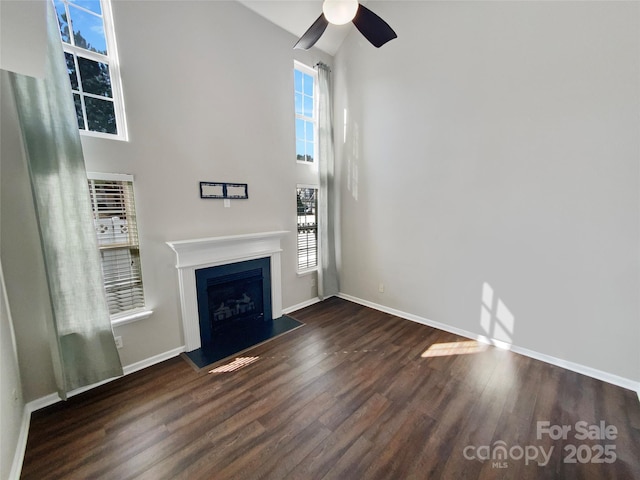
[21,298,640,479]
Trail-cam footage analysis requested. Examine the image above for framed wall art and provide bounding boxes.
[200,182,248,200]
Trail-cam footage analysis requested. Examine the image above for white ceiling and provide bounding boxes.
[237,0,354,55]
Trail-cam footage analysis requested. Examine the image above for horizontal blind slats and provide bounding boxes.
[89,178,145,315]
[296,187,318,270]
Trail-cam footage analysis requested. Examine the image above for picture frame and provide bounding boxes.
[200,182,248,200]
[225,183,249,199]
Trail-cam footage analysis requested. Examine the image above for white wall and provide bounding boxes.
[0,0,46,78]
[1,4,50,475]
[4,0,637,408]
[334,1,640,382]
[78,2,332,368]
[1,0,331,403]
[0,262,25,480]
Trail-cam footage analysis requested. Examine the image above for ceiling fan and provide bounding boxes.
[294,0,397,50]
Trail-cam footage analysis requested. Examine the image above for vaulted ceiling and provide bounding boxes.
[237,0,354,55]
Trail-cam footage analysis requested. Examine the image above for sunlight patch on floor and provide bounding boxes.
[209,356,259,373]
[421,340,488,358]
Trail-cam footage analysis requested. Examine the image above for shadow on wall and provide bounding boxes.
[480,282,515,349]
[343,107,360,201]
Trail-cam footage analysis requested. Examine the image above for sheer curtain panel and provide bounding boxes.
[9,2,123,398]
[316,63,339,299]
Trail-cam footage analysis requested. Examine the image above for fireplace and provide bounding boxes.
[166,231,287,352]
[195,257,271,347]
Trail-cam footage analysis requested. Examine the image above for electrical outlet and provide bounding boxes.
[114,336,123,349]
[378,283,384,293]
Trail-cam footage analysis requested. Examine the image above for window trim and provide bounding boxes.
[294,61,318,165]
[56,0,128,141]
[87,172,150,324]
[111,307,153,327]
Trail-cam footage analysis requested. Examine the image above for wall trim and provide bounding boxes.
[337,293,640,394]
[8,407,31,480]
[122,346,186,376]
[25,346,187,414]
[283,297,321,315]
[14,346,186,478]
[8,299,640,479]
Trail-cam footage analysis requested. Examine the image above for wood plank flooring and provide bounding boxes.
[21,298,640,479]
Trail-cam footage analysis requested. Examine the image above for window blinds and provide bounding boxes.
[297,187,318,270]
[88,178,145,315]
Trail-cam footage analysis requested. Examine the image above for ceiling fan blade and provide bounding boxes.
[294,14,329,50]
[352,4,397,48]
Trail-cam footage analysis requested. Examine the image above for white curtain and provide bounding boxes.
[316,63,339,299]
[8,2,123,398]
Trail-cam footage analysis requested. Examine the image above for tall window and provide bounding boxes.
[53,0,127,139]
[294,63,317,163]
[88,174,145,317]
[297,187,318,271]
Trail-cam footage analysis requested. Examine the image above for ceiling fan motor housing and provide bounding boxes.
[322,0,359,25]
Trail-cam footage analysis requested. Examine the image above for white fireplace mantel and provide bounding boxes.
[167,231,288,351]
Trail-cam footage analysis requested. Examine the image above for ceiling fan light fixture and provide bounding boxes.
[294,2,396,50]
[322,0,359,25]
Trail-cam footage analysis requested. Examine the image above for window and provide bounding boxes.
[297,187,318,271]
[88,173,145,318]
[53,0,127,139]
[294,63,317,163]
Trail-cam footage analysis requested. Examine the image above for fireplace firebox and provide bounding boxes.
[195,257,272,347]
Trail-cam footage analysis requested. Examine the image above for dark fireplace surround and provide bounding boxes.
[195,257,272,347]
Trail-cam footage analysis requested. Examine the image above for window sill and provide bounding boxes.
[111,308,153,327]
[80,129,128,142]
[297,268,318,277]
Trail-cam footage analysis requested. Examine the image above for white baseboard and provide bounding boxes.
[283,297,321,315]
[13,345,185,478]
[25,346,186,413]
[337,293,640,394]
[122,346,185,376]
[8,407,31,480]
[25,392,59,414]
